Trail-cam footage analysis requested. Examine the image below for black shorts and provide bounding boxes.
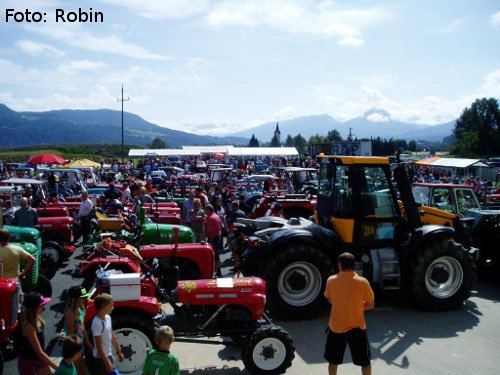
[324,328,371,367]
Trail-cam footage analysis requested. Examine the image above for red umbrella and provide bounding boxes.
[27,154,66,165]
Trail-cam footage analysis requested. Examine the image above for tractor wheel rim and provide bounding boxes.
[42,247,60,263]
[114,327,152,374]
[278,261,322,306]
[425,256,464,298]
[252,337,286,371]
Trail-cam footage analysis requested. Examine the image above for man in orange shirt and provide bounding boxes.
[324,252,375,375]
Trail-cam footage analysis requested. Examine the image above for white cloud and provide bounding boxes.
[273,106,295,120]
[367,113,389,122]
[490,10,500,29]
[57,60,108,74]
[16,40,65,57]
[97,0,210,19]
[440,18,465,33]
[206,0,390,45]
[25,24,169,60]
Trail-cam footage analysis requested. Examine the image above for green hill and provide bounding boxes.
[0,104,247,147]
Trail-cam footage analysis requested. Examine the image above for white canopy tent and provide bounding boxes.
[428,158,493,179]
[129,146,299,158]
[428,158,491,169]
[128,149,197,157]
[227,147,298,156]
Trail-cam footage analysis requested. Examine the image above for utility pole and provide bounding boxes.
[117,85,129,162]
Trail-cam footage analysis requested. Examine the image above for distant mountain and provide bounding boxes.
[0,104,248,148]
[228,109,456,142]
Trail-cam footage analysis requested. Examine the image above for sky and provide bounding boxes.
[0,0,499,136]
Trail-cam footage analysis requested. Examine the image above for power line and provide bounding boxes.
[117,84,129,162]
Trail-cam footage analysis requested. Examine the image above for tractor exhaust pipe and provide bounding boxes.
[173,226,179,250]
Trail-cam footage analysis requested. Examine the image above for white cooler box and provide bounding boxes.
[100,273,141,301]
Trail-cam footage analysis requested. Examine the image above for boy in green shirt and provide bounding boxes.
[55,335,83,375]
[142,325,180,375]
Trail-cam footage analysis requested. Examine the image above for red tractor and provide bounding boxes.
[73,227,215,291]
[0,277,20,374]
[84,263,295,375]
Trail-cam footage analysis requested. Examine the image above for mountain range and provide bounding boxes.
[225,109,455,142]
[0,104,455,148]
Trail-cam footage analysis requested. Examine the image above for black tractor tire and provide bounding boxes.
[409,237,476,311]
[34,273,53,298]
[112,313,155,374]
[42,241,65,266]
[0,348,4,375]
[264,243,334,320]
[241,325,295,375]
[39,253,57,280]
[283,207,312,219]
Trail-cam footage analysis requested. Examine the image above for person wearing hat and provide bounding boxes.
[18,292,58,374]
[64,286,93,375]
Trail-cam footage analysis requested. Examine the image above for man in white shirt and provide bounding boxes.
[78,190,93,244]
[120,181,131,202]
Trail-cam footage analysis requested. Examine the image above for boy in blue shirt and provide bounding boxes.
[55,335,83,375]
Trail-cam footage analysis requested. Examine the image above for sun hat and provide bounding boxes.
[23,292,51,308]
[68,285,92,299]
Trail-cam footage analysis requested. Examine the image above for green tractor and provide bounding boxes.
[3,225,52,297]
[87,206,194,249]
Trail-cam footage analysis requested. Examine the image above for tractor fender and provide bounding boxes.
[267,228,324,252]
[410,225,454,251]
[84,299,159,324]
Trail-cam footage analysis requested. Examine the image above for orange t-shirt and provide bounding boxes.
[324,271,374,333]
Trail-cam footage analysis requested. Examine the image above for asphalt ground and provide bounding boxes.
[4,242,499,375]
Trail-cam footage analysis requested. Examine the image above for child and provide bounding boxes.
[64,286,93,375]
[55,335,83,375]
[87,293,124,375]
[142,325,180,375]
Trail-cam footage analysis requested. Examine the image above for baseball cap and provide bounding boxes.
[68,286,92,299]
[23,292,51,308]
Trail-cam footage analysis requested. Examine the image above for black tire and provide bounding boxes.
[112,313,155,374]
[0,348,4,375]
[283,207,312,219]
[409,237,476,311]
[241,325,295,375]
[34,273,53,298]
[40,253,57,280]
[264,243,334,320]
[42,241,64,266]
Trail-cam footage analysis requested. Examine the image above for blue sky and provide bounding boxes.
[1,0,499,135]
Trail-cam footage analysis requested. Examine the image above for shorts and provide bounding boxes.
[324,327,371,367]
[86,354,114,375]
[18,356,49,375]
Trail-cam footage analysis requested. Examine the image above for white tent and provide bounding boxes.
[429,158,491,168]
[129,146,299,157]
[227,147,298,156]
[128,149,196,157]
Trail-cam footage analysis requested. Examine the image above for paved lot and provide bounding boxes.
[5,244,499,375]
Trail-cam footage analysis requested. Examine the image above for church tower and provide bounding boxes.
[274,121,281,145]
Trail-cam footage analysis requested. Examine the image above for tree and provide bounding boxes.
[293,133,307,154]
[284,134,294,147]
[248,134,260,147]
[148,137,167,148]
[452,98,500,157]
[325,129,342,142]
[270,134,280,147]
[409,140,418,152]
